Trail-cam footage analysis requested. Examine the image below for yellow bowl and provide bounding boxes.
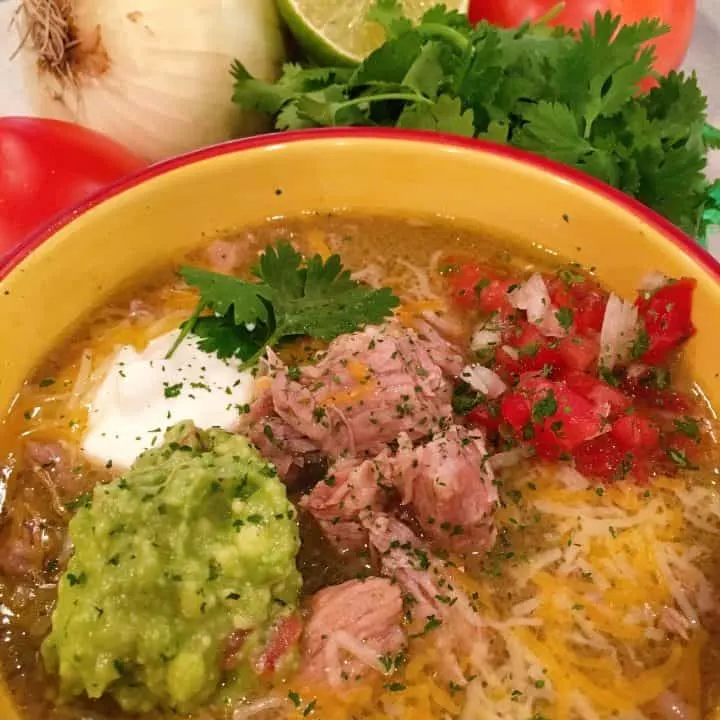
[0,128,718,718]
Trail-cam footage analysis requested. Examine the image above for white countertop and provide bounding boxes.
[1,0,718,251]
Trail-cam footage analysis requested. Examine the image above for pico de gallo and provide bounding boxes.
[445,258,705,483]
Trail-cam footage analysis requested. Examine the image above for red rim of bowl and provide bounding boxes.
[1,127,718,282]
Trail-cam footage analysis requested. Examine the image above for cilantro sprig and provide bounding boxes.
[231,1,719,244]
[169,242,399,366]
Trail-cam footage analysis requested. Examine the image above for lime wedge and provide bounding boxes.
[277,0,470,66]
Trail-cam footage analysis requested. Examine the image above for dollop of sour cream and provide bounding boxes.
[82,330,255,470]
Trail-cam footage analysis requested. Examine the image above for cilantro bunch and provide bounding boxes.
[170,242,399,366]
[231,1,720,244]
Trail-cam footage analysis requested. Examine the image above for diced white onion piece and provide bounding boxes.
[471,327,502,353]
[509,273,565,336]
[461,364,507,399]
[598,293,639,370]
[501,345,519,361]
[509,273,550,323]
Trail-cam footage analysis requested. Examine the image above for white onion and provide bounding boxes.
[639,271,670,293]
[471,327,502,353]
[460,364,507,399]
[13,0,286,161]
[508,273,565,336]
[598,293,639,370]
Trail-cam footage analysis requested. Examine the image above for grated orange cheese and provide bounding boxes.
[395,299,446,327]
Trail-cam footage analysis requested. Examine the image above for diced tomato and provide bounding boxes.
[466,400,502,433]
[496,322,562,375]
[563,371,631,416]
[509,376,605,454]
[610,414,660,452]
[478,278,515,317]
[557,335,599,372]
[622,372,691,414]
[635,278,696,364]
[574,434,634,481]
[547,273,608,335]
[501,393,532,432]
[573,290,607,335]
[255,614,302,676]
[446,262,489,309]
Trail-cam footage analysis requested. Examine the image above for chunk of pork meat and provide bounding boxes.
[245,390,318,479]
[0,515,47,576]
[301,426,498,555]
[24,440,86,502]
[364,512,484,684]
[244,321,462,477]
[299,455,392,549]
[394,426,497,554]
[302,578,405,687]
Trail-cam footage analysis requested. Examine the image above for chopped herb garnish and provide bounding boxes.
[668,447,699,469]
[555,307,574,330]
[631,329,650,360]
[532,391,557,423]
[384,682,406,692]
[163,383,183,398]
[674,416,700,441]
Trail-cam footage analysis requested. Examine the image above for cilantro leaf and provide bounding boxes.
[191,313,266,361]
[704,123,720,150]
[175,242,399,365]
[397,94,474,136]
[366,0,412,39]
[231,3,717,242]
[180,267,272,326]
[260,250,400,340]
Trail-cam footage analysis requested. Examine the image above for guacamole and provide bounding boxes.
[42,423,301,713]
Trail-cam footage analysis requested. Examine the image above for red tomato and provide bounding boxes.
[501,393,532,431]
[573,289,608,335]
[255,614,303,676]
[498,322,562,374]
[508,376,605,454]
[546,274,608,335]
[563,370,631,415]
[558,335,599,371]
[610,413,660,451]
[0,118,146,259]
[573,433,633,480]
[467,400,502,433]
[478,278,516,317]
[635,278,696,364]
[447,262,488,309]
[468,0,696,84]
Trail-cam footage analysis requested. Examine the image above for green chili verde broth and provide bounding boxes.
[0,212,719,720]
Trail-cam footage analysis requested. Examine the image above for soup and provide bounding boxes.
[0,215,718,720]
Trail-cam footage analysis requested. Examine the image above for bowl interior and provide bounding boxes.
[1,130,718,719]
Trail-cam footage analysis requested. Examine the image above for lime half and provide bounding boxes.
[278,0,471,66]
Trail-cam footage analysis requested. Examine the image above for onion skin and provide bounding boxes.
[15,0,286,162]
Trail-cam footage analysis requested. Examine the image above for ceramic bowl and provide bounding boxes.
[1,128,719,719]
